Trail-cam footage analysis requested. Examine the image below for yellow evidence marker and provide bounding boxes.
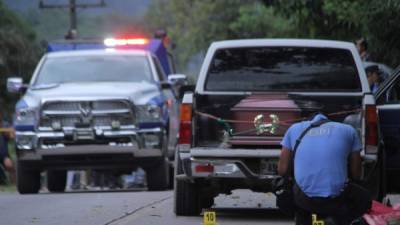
[312,214,325,225]
[203,210,216,225]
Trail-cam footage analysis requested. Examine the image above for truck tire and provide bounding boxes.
[175,179,200,216]
[17,162,41,194]
[169,163,174,189]
[173,152,214,216]
[146,157,170,191]
[175,180,214,216]
[47,170,67,192]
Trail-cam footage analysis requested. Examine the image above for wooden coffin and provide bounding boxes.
[229,94,301,146]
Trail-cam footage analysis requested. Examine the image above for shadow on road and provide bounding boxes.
[39,187,152,194]
[211,207,292,221]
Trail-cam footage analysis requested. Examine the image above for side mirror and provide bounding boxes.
[168,74,188,86]
[7,77,27,93]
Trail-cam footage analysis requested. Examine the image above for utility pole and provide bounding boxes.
[39,0,106,39]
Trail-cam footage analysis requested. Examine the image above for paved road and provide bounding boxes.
[0,189,292,225]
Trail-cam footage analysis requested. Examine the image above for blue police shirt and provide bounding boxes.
[371,83,379,94]
[281,114,362,197]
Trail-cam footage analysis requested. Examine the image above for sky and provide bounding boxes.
[3,0,151,17]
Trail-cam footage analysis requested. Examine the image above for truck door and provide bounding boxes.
[375,67,400,192]
[152,56,179,156]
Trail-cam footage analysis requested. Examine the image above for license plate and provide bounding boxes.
[73,128,94,140]
[214,164,237,174]
[260,159,278,174]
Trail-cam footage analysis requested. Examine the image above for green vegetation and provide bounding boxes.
[146,0,400,70]
[265,0,400,67]
[145,0,294,71]
[363,0,400,67]
[0,0,41,117]
[0,184,16,192]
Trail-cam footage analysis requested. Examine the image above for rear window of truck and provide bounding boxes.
[205,47,362,92]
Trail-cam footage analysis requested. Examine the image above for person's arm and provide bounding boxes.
[349,151,362,180]
[5,128,15,140]
[2,121,14,139]
[348,125,363,180]
[278,147,292,176]
[278,125,294,176]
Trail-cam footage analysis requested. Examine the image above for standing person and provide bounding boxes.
[0,117,16,184]
[365,65,380,94]
[278,113,371,225]
[356,38,371,61]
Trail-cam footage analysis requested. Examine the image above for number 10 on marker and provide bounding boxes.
[203,211,216,225]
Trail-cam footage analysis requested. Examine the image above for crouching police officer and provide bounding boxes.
[278,113,372,225]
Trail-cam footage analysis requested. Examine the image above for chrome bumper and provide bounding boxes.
[18,145,163,161]
[16,126,163,150]
[179,147,376,180]
[178,147,281,180]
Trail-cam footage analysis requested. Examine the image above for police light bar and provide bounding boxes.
[104,38,149,47]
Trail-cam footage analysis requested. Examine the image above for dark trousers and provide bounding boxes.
[293,184,371,225]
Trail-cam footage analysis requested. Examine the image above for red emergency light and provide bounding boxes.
[104,38,149,47]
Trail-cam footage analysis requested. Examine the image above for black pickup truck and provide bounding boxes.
[173,39,400,216]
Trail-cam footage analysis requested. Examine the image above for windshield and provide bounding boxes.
[34,55,152,85]
[205,47,362,92]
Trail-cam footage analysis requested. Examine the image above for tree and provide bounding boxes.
[145,0,294,72]
[363,0,400,67]
[229,3,294,39]
[264,0,400,67]
[0,0,41,117]
[263,0,365,39]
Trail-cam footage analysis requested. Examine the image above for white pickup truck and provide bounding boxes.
[8,42,186,194]
[173,39,390,215]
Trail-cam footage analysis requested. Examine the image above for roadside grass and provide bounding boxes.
[0,184,16,192]
[8,140,16,162]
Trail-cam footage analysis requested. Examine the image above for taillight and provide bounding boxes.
[178,104,192,144]
[194,164,214,173]
[365,105,378,146]
[179,122,191,144]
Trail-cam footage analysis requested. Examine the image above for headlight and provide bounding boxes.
[136,104,162,122]
[15,107,37,126]
[146,104,161,119]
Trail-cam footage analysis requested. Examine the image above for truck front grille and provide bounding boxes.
[39,100,135,128]
[43,101,129,111]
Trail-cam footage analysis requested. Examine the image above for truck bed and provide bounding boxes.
[194,93,363,148]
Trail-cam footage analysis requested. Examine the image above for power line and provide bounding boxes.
[39,0,106,38]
